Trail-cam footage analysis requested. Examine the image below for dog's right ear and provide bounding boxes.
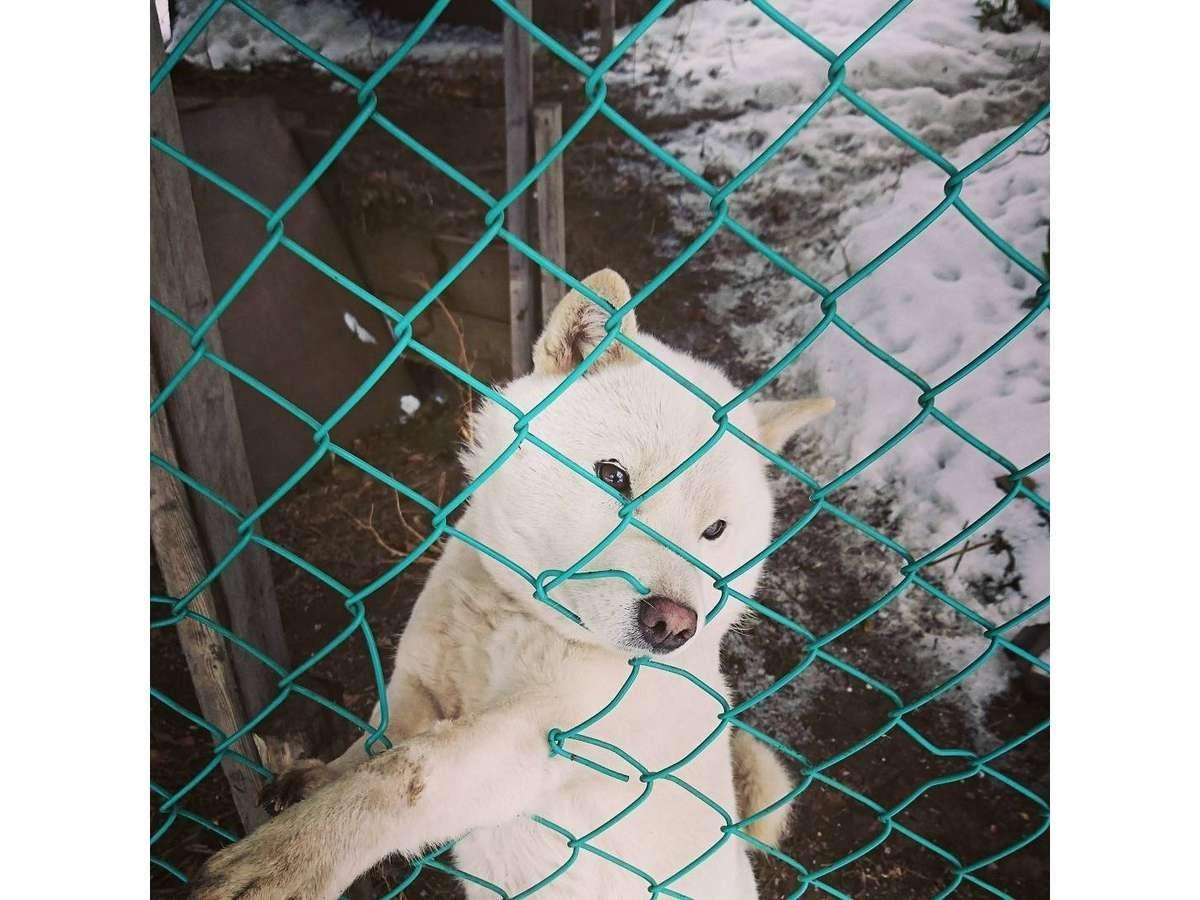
[532,269,639,376]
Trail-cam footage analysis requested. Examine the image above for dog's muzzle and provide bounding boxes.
[637,596,697,653]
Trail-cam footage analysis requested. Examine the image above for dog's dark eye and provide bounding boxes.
[594,460,631,496]
[702,519,726,540]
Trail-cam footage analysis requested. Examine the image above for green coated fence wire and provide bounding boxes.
[150,1,1049,897]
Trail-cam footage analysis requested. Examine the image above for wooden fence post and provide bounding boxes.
[599,0,616,60]
[533,103,567,323]
[151,367,267,834]
[504,0,536,376]
[151,10,289,715]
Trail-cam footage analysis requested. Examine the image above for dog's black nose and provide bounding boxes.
[638,596,697,652]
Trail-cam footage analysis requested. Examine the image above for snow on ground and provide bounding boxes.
[171,0,501,71]
[605,0,1049,715]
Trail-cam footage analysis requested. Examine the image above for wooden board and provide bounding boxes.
[177,96,414,496]
[152,29,289,714]
[534,103,567,323]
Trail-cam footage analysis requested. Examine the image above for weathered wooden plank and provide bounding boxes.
[178,96,411,496]
[151,15,289,715]
[151,367,267,834]
[504,0,536,376]
[599,0,616,60]
[534,103,567,324]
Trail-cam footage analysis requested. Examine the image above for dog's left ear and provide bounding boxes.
[532,268,639,376]
[751,397,835,454]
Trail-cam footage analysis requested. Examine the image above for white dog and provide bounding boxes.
[192,269,833,899]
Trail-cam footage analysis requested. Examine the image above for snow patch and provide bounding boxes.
[811,123,1049,604]
[342,311,377,344]
[171,0,501,72]
[400,394,421,416]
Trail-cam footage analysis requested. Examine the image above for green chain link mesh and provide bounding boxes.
[150,1,1050,897]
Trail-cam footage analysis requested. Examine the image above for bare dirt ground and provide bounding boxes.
[152,36,1047,899]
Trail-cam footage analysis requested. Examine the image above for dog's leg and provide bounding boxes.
[191,696,563,900]
[731,729,794,849]
[261,672,443,815]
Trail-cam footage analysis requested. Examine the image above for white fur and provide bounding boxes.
[192,270,832,900]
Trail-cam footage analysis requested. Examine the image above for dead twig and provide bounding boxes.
[341,499,434,566]
[392,490,442,564]
[926,520,990,576]
[397,270,476,444]
[837,242,855,280]
[392,491,429,544]
[434,296,477,444]
[342,502,408,559]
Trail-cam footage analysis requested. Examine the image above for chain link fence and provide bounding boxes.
[150,1,1049,896]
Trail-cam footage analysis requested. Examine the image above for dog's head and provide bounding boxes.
[461,269,832,657]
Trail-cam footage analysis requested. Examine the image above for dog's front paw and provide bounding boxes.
[260,758,337,816]
[189,818,329,900]
[190,841,274,899]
